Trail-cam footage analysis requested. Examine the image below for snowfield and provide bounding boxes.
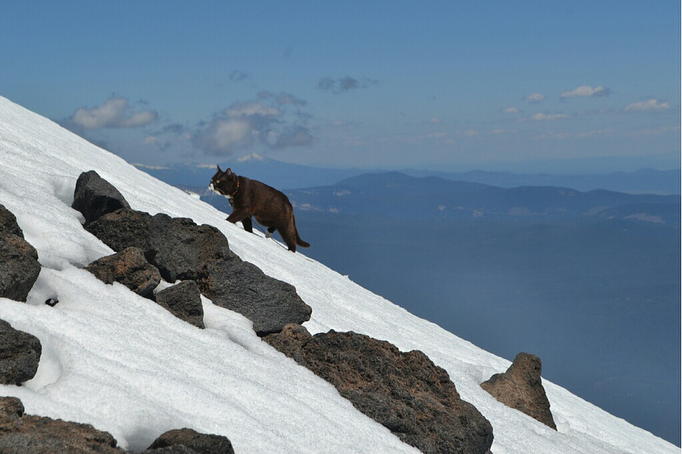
[0,95,677,453]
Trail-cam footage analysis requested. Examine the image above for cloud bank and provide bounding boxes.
[318,76,378,94]
[67,97,158,130]
[625,98,671,112]
[561,85,610,98]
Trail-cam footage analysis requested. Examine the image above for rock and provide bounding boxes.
[480,352,557,430]
[196,255,311,336]
[86,209,230,282]
[0,204,24,238]
[0,204,41,303]
[0,396,124,453]
[0,319,41,385]
[155,281,205,329]
[264,326,494,454]
[144,446,200,454]
[72,170,131,226]
[85,247,161,297]
[146,428,235,454]
[87,208,310,335]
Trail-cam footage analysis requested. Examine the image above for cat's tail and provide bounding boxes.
[293,215,310,248]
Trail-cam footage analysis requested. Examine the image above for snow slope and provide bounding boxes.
[0,95,676,453]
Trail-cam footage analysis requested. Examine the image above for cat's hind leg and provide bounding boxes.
[241,217,253,233]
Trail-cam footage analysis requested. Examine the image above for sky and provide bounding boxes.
[1,1,680,173]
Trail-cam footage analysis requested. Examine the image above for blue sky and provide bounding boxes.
[2,1,679,172]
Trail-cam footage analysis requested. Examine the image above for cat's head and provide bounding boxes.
[209,166,239,197]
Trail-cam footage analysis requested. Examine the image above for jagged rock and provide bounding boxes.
[196,255,311,336]
[155,281,205,329]
[0,319,41,385]
[0,396,124,453]
[265,325,494,454]
[87,208,310,335]
[0,204,41,303]
[146,428,235,454]
[0,204,24,238]
[86,209,230,282]
[72,170,131,226]
[480,352,557,430]
[144,446,200,454]
[85,247,161,297]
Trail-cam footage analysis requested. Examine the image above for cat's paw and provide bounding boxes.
[265,231,273,239]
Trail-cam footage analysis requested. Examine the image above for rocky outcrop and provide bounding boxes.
[154,281,204,329]
[0,396,124,453]
[0,319,41,385]
[265,324,494,454]
[0,204,41,302]
[85,204,310,335]
[72,170,130,226]
[85,247,162,298]
[480,352,557,430]
[144,428,235,454]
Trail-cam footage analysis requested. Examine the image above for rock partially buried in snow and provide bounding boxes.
[0,319,41,385]
[145,428,235,454]
[154,280,205,329]
[85,246,161,298]
[481,352,557,430]
[72,169,131,226]
[0,204,41,302]
[265,324,494,454]
[0,396,124,453]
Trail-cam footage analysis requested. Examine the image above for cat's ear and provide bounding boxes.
[226,168,233,177]
[217,165,222,173]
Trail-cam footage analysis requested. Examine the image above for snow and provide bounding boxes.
[0,95,676,453]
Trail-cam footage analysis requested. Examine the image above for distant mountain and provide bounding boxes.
[403,168,681,195]
[284,172,680,225]
[135,153,680,195]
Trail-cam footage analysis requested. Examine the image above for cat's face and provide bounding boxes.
[209,166,238,197]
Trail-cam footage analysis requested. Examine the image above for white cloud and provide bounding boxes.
[532,113,567,121]
[69,97,158,130]
[524,93,545,103]
[428,117,441,124]
[504,107,520,114]
[225,102,281,118]
[625,98,671,112]
[560,85,610,98]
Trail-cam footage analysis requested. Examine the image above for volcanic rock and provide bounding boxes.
[85,247,161,297]
[146,428,235,454]
[72,170,131,226]
[265,324,494,454]
[480,352,557,430]
[0,319,41,385]
[154,281,205,328]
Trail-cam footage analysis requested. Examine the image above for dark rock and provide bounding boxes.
[85,247,161,297]
[265,325,494,454]
[86,209,230,282]
[147,428,235,454]
[0,204,41,302]
[155,281,205,328]
[72,170,131,226]
[144,446,200,454]
[0,396,124,453]
[87,208,310,335]
[0,234,41,302]
[0,319,41,385]
[196,255,311,336]
[0,204,24,238]
[480,352,557,430]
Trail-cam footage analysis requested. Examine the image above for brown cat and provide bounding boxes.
[209,166,310,252]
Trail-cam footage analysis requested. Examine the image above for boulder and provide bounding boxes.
[480,352,557,430]
[155,281,205,329]
[85,247,161,298]
[0,396,124,453]
[72,170,131,226]
[0,204,24,238]
[196,255,311,336]
[87,208,310,335]
[146,428,235,454]
[265,325,494,454]
[86,209,230,282]
[0,204,41,302]
[0,319,41,385]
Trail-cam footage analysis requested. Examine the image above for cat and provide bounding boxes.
[209,166,310,252]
